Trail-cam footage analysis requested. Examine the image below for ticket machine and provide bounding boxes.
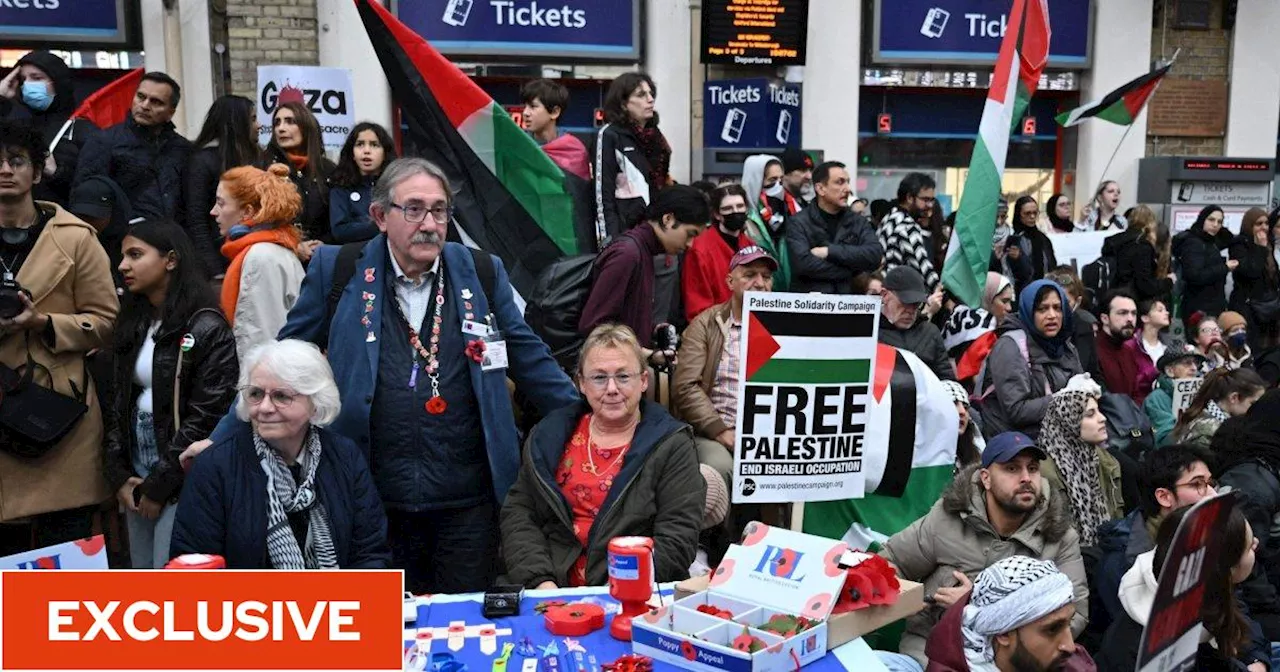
[1136,157,1275,234]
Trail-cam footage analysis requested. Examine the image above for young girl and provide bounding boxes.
[1171,367,1265,450]
[103,220,239,568]
[261,102,335,258]
[211,164,305,363]
[329,122,397,244]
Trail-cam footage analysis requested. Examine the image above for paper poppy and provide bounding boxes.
[465,339,487,363]
[680,640,697,661]
[731,629,766,653]
[425,396,448,415]
[695,604,733,619]
[74,536,105,556]
[833,572,874,613]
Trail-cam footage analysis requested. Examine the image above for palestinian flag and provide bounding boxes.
[744,310,876,385]
[941,0,1050,309]
[355,0,589,297]
[1056,63,1171,127]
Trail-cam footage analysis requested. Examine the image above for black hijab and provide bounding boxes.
[1046,194,1074,233]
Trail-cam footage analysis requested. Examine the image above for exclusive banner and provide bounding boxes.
[0,570,403,670]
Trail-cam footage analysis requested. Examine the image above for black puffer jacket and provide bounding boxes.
[785,204,883,294]
[73,117,192,223]
[1173,225,1232,320]
[1228,233,1277,314]
[1106,227,1172,304]
[0,51,97,205]
[260,145,336,243]
[103,308,239,504]
[183,146,232,277]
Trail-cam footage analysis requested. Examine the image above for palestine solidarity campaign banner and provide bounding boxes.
[733,293,881,503]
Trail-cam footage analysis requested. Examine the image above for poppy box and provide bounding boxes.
[631,523,849,672]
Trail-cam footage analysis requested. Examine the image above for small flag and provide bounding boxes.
[1056,63,1171,128]
[744,311,876,384]
[72,67,144,130]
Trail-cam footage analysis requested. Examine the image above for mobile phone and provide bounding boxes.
[721,108,747,144]
[921,8,950,39]
[776,110,792,144]
[442,0,473,26]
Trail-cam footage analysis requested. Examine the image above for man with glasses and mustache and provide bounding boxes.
[875,432,1087,671]
[877,266,955,381]
[878,172,942,295]
[203,157,578,592]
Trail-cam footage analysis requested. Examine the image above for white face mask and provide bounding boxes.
[764,183,785,199]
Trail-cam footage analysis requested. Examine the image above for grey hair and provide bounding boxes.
[235,339,342,427]
[371,157,451,211]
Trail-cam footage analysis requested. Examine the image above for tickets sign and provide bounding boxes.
[733,293,880,503]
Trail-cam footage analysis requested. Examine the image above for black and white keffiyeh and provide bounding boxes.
[962,556,1074,671]
[255,428,339,570]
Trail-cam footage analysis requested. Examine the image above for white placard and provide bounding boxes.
[1171,377,1203,419]
[257,65,355,151]
[0,535,109,570]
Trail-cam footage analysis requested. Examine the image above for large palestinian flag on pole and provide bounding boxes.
[355,0,590,298]
[1056,62,1171,127]
[941,0,1050,309]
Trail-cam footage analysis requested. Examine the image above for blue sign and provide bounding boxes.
[703,78,802,150]
[873,0,1091,68]
[0,0,136,48]
[395,0,641,62]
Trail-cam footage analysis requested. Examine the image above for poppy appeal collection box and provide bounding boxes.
[630,523,848,672]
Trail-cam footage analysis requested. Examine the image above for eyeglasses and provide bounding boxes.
[0,156,31,170]
[392,202,453,224]
[1199,326,1222,335]
[583,372,642,389]
[241,386,301,408]
[1173,477,1217,495]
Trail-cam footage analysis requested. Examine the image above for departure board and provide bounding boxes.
[701,0,808,66]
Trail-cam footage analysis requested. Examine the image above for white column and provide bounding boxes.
[1225,0,1280,157]
[178,0,214,137]
[644,0,693,183]
[316,0,394,134]
[799,0,860,168]
[1075,1,1153,214]
[141,1,168,74]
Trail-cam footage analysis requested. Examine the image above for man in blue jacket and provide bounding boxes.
[211,157,578,592]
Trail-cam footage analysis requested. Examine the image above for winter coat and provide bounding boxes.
[1172,412,1221,450]
[1173,226,1233,320]
[878,205,939,289]
[682,228,750,322]
[230,243,305,365]
[924,591,1098,672]
[0,51,97,206]
[579,225,664,343]
[1095,551,1268,672]
[1220,456,1280,602]
[1229,234,1278,316]
[992,224,1058,294]
[329,176,379,244]
[593,123,664,243]
[980,316,1084,439]
[260,145,336,243]
[1041,445,1126,526]
[1093,510,1156,639]
[740,154,793,290]
[103,308,239,504]
[878,314,955,381]
[1125,336,1164,405]
[171,421,391,569]
[0,203,118,521]
[1106,228,1172,304]
[1095,331,1139,399]
[182,146,232,277]
[73,117,192,223]
[1144,375,1176,447]
[1073,309,1103,382]
[881,464,1089,667]
[500,400,704,588]
[673,301,734,440]
[785,204,883,294]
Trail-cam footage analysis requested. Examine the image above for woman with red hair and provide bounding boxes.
[209,163,305,363]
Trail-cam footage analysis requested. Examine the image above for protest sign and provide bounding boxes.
[1172,377,1203,419]
[257,65,355,151]
[0,535,108,570]
[1136,492,1238,672]
[733,292,880,503]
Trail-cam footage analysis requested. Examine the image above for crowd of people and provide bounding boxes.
[2,52,1280,672]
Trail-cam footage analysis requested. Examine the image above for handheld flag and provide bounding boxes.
[941,0,1051,308]
[354,0,589,298]
[1056,62,1171,127]
[49,67,143,153]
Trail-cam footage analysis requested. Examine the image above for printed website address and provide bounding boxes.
[753,480,845,490]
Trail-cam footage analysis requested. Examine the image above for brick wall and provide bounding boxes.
[224,0,320,99]
[1146,0,1231,156]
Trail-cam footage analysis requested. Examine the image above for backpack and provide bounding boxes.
[1098,392,1155,461]
[1081,256,1114,312]
[524,236,641,370]
[321,242,496,349]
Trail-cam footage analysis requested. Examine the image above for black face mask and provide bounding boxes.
[722,212,748,232]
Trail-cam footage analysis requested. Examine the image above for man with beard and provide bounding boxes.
[878,172,941,291]
[1094,290,1140,398]
[922,556,1095,672]
[779,147,813,206]
[785,161,882,294]
[876,432,1088,671]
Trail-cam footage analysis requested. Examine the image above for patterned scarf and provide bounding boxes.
[1038,376,1110,546]
[962,556,1074,671]
[254,428,339,570]
[1204,399,1229,424]
[632,123,670,194]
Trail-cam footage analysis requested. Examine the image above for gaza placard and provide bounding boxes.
[732,292,880,503]
[257,65,355,151]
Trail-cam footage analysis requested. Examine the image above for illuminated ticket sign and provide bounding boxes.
[701,0,809,66]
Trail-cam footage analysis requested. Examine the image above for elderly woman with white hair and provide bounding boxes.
[170,340,390,569]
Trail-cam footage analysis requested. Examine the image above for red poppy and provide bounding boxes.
[771,548,800,577]
[731,629,765,653]
[680,640,697,661]
[695,604,733,619]
[833,572,873,613]
[75,536,105,557]
[465,339,487,363]
[425,396,448,415]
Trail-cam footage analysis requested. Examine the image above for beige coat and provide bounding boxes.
[673,301,733,439]
[0,202,118,521]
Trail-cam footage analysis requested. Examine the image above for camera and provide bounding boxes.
[0,278,27,320]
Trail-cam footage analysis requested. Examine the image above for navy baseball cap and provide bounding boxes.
[981,431,1047,468]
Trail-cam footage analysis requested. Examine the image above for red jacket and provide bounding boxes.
[925,593,1097,672]
[1095,330,1139,399]
[682,228,750,322]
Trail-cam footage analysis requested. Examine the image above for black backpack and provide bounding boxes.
[1081,256,1114,312]
[1099,392,1154,461]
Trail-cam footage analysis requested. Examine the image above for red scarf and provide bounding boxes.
[285,151,309,172]
[220,226,302,324]
[632,124,671,191]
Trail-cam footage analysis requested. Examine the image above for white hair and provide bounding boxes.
[235,339,341,427]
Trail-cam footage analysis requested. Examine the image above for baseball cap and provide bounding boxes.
[981,431,1047,468]
[730,245,778,272]
[781,147,813,174]
[1157,339,1206,372]
[882,266,930,305]
[68,177,117,221]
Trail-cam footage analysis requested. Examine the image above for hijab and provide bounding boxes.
[982,272,1013,314]
[1038,375,1110,546]
[1045,194,1074,233]
[1017,279,1074,359]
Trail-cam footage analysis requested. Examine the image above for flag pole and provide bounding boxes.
[1098,51,1178,180]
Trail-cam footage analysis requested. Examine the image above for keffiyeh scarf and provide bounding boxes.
[962,556,1074,671]
[1038,376,1110,546]
[256,428,339,570]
